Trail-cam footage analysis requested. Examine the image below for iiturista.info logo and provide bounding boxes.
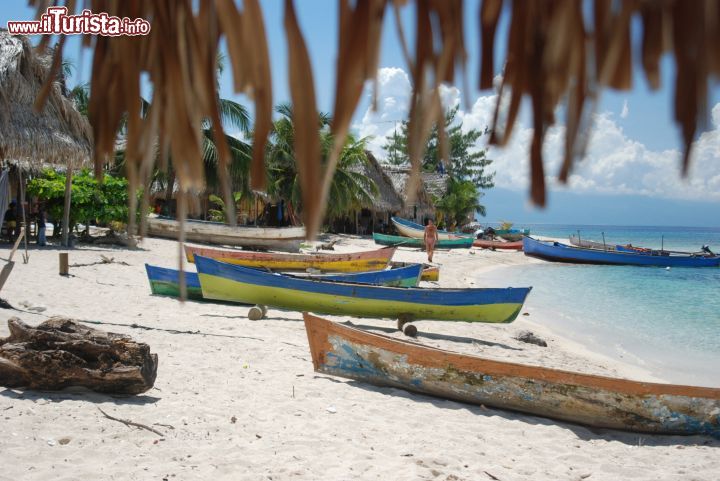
[7,7,151,36]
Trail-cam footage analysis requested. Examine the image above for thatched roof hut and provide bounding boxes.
[0,30,91,169]
[383,166,435,221]
[351,152,403,213]
[421,172,449,200]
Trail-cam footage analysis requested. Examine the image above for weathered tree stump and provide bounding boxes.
[0,317,158,394]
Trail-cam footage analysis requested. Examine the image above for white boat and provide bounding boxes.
[146,216,305,251]
[391,216,472,240]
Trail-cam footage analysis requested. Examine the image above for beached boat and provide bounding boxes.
[195,255,531,325]
[145,264,204,301]
[568,235,616,250]
[524,236,720,267]
[373,233,473,249]
[146,216,305,252]
[303,313,720,437]
[146,262,423,300]
[391,262,440,281]
[473,239,524,250]
[493,228,530,236]
[186,245,395,272]
[391,216,472,240]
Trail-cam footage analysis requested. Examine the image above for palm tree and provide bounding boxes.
[435,177,486,229]
[266,103,376,226]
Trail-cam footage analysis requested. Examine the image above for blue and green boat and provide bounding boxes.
[195,255,531,323]
[373,232,473,249]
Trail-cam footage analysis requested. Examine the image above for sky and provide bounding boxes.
[2,1,719,227]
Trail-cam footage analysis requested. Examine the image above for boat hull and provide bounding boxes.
[473,239,523,250]
[373,233,473,249]
[391,262,440,281]
[524,237,720,267]
[303,313,720,437]
[144,264,204,300]
[391,216,472,240]
[196,256,531,323]
[147,217,305,252]
[186,245,395,272]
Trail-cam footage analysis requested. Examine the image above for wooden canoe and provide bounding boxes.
[186,245,395,272]
[146,216,305,252]
[303,313,720,437]
[524,236,720,267]
[196,255,531,323]
[144,264,204,301]
[391,262,439,281]
[146,262,423,300]
[391,216,472,240]
[473,239,523,250]
[373,233,473,249]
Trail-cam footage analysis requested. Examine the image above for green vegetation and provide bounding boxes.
[383,105,495,225]
[27,169,132,235]
[266,104,377,224]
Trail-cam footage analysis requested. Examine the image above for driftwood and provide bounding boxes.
[0,317,158,394]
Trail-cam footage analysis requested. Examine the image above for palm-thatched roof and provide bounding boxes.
[349,152,403,212]
[421,172,449,200]
[383,166,434,216]
[0,30,91,170]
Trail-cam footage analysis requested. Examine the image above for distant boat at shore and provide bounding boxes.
[525,236,720,267]
[185,245,395,273]
[146,216,305,252]
[373,232,473,249]
[473,239,524,250]
[303,313,720,438]
[391,217,472,240]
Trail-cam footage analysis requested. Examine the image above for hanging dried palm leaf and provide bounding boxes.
[25,0,720,242]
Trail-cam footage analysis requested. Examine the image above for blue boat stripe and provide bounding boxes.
[145,264,201,288]
[195,256,532,305]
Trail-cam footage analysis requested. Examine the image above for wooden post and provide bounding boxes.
[62,164,72,247]
[18,169,28,263]
[59,252,69,276]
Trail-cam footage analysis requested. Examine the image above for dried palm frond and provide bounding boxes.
[25,0,720,242]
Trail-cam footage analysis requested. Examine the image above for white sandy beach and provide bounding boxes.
[0,234,717,481]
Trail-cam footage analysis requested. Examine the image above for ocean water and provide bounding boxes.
[493,225,720,387]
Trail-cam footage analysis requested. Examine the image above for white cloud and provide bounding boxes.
[620,99,629,119]
[351,67,720,202]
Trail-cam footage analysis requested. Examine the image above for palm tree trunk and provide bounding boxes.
[165,168,175,216]
[62,165,72,247]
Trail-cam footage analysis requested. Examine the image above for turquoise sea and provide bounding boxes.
[488,224,720,387]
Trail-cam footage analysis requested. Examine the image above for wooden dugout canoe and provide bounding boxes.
[146,262,422,300]
[145,264,204,301]
[391,262,439,281]
[373,233,473,249]
[391,216,472,240]
[186,245,395,273]
[146,216,305,252]
[472,239,524,250]
[303,313,720,437]
[195,255,531,323]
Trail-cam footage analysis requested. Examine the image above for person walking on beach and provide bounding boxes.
[36,207,47,246]
[424,219,439,262]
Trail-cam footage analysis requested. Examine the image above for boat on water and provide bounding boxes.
[195,255,531,325]
[146,216,305,252]
[568,234,615,250]
[473,239,524,250]
[391,216,472,240]
[146,261,423,300]
[524,236,720,267]
[145,264,204,301]
[186,245,395,272]
[303,313,720,438]
[373,232,473,249]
